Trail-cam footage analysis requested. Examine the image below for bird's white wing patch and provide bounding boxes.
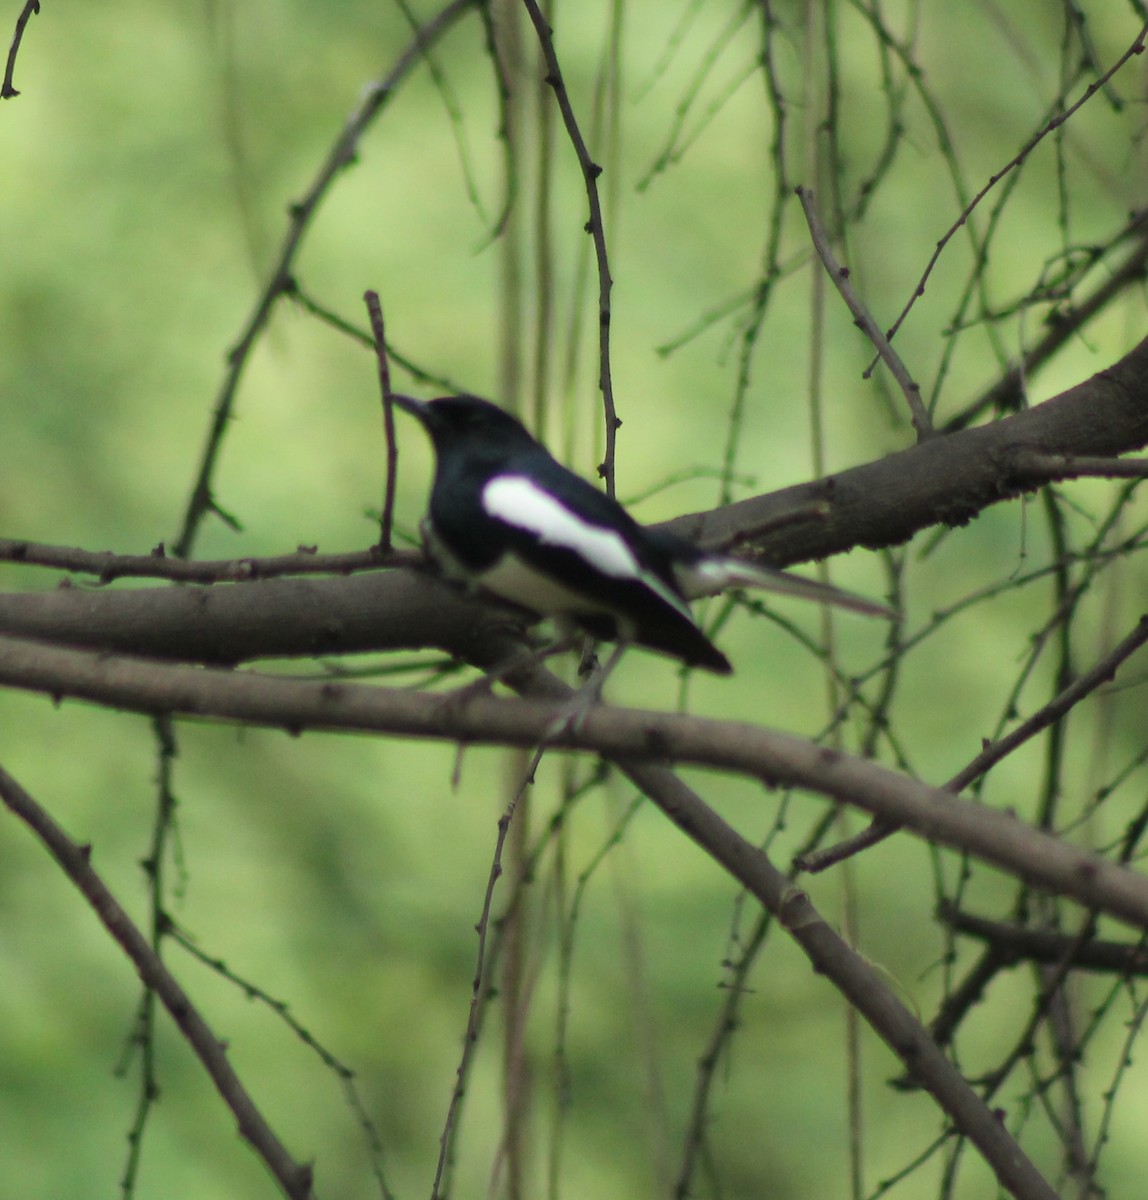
[481,475,693,620]
[483,476,643,578]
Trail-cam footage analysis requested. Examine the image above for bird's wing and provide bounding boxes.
[480,474,694,622]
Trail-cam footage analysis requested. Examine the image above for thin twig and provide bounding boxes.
[520,0,618,497]
[172,0,477,558]
[1,0,40,99]
[797,185,932,439]
[365,291,399,551]
[431,753,539,1199]
[798,614,1148,873]
[877,21,1148,358]
[170,924,396,1200]
[119,715,181,1198]
[286,280,464,389]
[0,537,417,583]
[1012,452,1148,481]
[0,764,314,1200]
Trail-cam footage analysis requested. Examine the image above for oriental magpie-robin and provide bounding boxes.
[394,393,886,675]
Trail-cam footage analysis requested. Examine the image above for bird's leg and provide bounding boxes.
[575,635,599,679]
[544,640,629,740]
[579,640,627,700]
[442,634,576,788]
[442,631,580,706]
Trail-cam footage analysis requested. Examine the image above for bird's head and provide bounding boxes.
[392,394,539,458]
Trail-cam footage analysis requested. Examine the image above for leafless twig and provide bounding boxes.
[797,184,932,438]
[0,764,314,1200]
[432,753,540,1198]
[172,0,478,557]
[521,0,618,496]
[798,614,1148,872]
[365,290,399,551]
[0,538,416,583]
[879,22,1148,357]
[1,0,40,99]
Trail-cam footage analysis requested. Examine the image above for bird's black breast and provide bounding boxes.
[426,449,528,573]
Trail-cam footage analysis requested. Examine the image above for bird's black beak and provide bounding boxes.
[390,393,431,424]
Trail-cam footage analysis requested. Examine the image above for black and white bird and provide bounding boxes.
[393,393,886,676]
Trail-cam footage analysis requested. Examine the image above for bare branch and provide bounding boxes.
[1,0,40,99]
[521,0,618,496]
[797,185,933,438]
[0,633,1146,938]
[0,764,314,1200]
[172,0,478,558]
[0,538,416,584]
[799,614,1148,872]
[365,290,399,551]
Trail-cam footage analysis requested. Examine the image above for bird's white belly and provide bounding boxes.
[478,552,608,616]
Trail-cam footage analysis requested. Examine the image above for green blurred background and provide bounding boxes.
[2,2,1147,1197]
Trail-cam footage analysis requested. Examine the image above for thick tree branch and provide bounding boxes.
[2,339,1147,665]
[0,633,1145,936]
[675,334,1148,565]
[0,633,1065,1199]
[0,569,505,664]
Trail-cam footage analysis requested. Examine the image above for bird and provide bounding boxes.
[392,393,887,677]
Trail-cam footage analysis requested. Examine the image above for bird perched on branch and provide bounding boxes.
[393,393,887,677]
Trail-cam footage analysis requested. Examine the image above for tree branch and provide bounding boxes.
[0,539,417,583]
[1,0,39,99]
[3,339,1148,667]
[939,902,1148,976]
[0,764,314,1200]
[675,334,1148,565]
[0,634,1065,1199]
[1,633,1145,936]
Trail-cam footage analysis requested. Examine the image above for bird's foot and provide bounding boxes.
[440,634,579,713]
[542,641,627,740]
